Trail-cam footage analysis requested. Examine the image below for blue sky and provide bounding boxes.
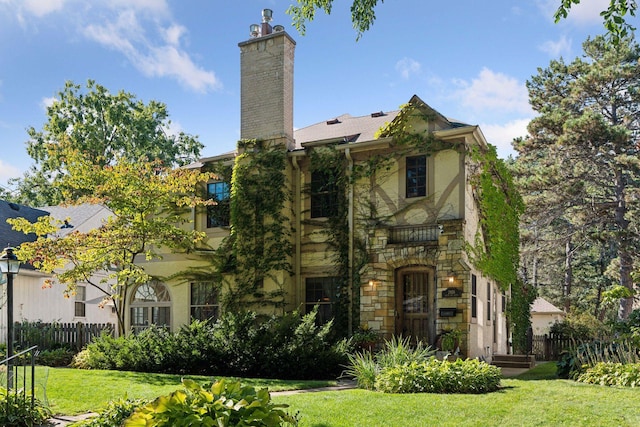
[0,0,626,191]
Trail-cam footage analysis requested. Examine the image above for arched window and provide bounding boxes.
[130,281,171,334]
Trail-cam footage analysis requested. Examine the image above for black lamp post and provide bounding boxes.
[0,246,20,389]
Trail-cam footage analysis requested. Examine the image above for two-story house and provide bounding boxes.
[136,10,514,360]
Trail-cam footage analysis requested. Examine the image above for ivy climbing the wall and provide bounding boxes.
[468,145,534,353]
[307,147,353,336]
[219,140,292,312]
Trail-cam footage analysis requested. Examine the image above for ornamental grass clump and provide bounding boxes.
[343,336,435,390]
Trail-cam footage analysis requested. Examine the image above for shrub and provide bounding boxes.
[374,359,502,394]
[37,347,76,367]
[556,340,640,379]
[70,397,148,427]
[550,312,609,340]
[576,362,640,387]
[124,379,298,426]
[0,387,51,427]
[343,336,436,390]
[73,309,347,379]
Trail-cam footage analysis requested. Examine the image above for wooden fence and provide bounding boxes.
[14,322,114,351]
[531,333,575,361]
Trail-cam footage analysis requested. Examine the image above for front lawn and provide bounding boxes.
[30,367,334,415]
[26,363,640,426]
[273,364,640,426]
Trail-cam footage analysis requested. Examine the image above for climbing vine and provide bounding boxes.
[467,144,533,353]
[307,147,353,335]
[219,140,292,312]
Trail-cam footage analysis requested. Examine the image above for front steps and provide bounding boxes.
[491,354,536,369]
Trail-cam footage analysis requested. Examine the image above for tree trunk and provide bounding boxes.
[614,167,634,319]
[563,239,573,312]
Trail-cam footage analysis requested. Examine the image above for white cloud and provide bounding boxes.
[539,35,572,57]
[395,57,421,80]
[23,0,67,17]
[453,67,532,115]
[563,0,610,25]
[538,0,609,25]
[163,24,186,46]
[481,119,531,159]
[7,1,219,93]
[82,9,220,93]
[0,159,21,184]
[40,96,56,110]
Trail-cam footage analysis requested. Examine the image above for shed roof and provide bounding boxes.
[531,297,564,314]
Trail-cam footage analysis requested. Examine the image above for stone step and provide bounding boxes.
[491,354,536,368]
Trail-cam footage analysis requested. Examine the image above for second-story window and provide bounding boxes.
[406,155,427,198]
[310,170,338,218]
[207,182,230,228]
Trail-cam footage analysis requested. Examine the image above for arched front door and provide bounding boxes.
[130,281,171,334]
[395,268,435,344]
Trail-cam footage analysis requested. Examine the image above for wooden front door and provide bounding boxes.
[396,269,433,344]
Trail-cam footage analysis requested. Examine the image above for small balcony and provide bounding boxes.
[387,224,442,245]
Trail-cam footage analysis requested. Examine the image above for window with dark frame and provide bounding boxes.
[207,182,230,228]
[190,282,219,321]
[487,282,492,321]
[471,274,477,319]
[310,170,339,218]
[75,285,86,317]
[305,277,338,324]
[406,155,427,198]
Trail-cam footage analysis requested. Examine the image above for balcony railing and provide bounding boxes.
[388,224,442,244]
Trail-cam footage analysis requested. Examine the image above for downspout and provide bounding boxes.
[345,147,354,335]
[292,155,302,307]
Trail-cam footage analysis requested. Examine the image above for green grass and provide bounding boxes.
[16,367,335,416]
[13,362,640,426]
[271,362,640,426]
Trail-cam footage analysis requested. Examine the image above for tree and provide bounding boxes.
[555,0,637,44]
[287,0,635,42]
[514,36,640,319]
[9,147,213,335]
[11,80,203,206]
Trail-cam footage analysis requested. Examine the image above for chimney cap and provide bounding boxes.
[249,24,260,38]
[262,8,273,22]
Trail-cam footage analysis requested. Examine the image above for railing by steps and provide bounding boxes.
[0,345,38,402]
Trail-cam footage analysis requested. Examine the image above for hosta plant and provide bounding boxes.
[124,379,298,426]
[0,387,51,427]
[576,362,640,387]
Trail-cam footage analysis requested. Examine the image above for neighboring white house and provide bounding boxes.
[531,297,565,335]
[0,201,116,343]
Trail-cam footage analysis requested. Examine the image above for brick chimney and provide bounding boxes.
[238,9,295,150]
